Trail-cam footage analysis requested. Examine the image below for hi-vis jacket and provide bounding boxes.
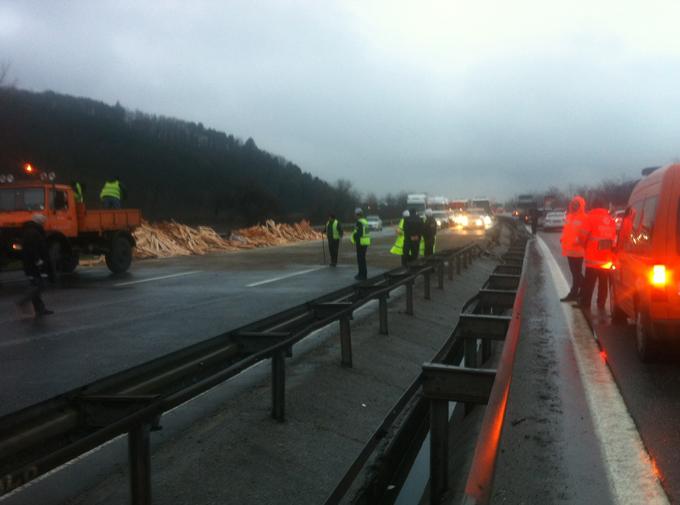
[560,195,586,258]
[581,208,617,269]
[351,218,371,247]
[390,219,405,255]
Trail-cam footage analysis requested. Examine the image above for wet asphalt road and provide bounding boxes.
[0,227,482,416]
[540,230,680,503]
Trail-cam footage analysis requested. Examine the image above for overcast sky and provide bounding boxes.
[2,0,680,200]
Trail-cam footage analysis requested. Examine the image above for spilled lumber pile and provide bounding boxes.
[132,219,322,259]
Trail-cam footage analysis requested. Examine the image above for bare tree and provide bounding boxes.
[0,61,17,88]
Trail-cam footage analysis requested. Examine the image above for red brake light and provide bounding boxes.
[650,265,667,287]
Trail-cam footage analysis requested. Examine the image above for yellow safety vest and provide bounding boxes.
[327,219,341,240]
[100,181,121,200]
[351,218,371,246]
[74,182,84,203]
[390,219,405,255]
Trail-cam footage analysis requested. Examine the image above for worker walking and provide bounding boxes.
[325,213,343,266]
[422,208,437,256]
[16,214,55,317]
[559,195,587,301]
[100,176,125,209]
[351,208,370,280]
[402,208,423,265]
[390,210,409,266]
[578,196,617,311]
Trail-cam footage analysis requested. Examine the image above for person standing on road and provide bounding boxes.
[390,210,409,266]
[402,208,423,265]
[72,181,85,204]
[422,208,437,256]
[351,208,370,280]
[578,195,617,311]
[325,213,342,267]
[559,195,587,302]
[16,214,55,317]
[529,207,539,235]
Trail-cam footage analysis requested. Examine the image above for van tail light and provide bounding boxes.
[650,265,669,301]
[650,265,667,287]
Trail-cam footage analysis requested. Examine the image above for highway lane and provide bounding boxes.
[0,227,482,416]
[540,231,680,503]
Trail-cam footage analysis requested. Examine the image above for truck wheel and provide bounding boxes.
[62,250,80,273]
[105,235,133,274]
[48,241,62,272]
[635,310,656,362]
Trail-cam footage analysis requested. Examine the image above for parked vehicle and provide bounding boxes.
[406,194,427,216]
[542,210,566,231]
[611,163,680,361]
[0,169,140,274]
[365,215,383,232]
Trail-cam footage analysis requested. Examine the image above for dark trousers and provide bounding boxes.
[567,256,584,297]
[18,276,47,313]
[102,197,121,209]
[580,267,609,308]
[356,245,367,278]
[403,238,420,265]
[327,239,339,265]
[423,238,435,257]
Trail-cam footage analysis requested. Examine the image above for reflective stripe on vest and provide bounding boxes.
[390,219,405,255]
[100,181,121,200]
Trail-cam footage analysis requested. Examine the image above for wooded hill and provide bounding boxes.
[0,87,357,226]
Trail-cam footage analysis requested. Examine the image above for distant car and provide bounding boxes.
[464,209,491,229]
[365,215,383,232]
[542,210,566,231]
[431,211,449,229]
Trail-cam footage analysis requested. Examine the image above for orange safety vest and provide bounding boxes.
[582,208,616,269]
[561,196,586,258]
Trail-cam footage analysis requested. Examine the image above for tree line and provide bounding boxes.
[0,86,362,226]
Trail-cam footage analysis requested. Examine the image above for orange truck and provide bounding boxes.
[0,179,140,274]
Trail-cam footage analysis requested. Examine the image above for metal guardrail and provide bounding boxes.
[0,235,490,504]
[324,217,528,505]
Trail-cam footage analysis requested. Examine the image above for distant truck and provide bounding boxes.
[406,193,427,215]
[515,194,536,222]
[427,196,449,228]
[0,178,141,274]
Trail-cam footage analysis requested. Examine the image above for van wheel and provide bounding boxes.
[635,310,656,362]
[105,235,133,274]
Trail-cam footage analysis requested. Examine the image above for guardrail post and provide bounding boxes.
[340,316,352,367]
[437,263,444,289]
[429,399,449,505]
[128,423,152,505]
[272,350,286,421]
[465,338,478,368]
[379,296,388,335]
[424,271,431,300]
[447,258,454,280]
[456,254,462,274]
[482,340,492,363]
[406,281,414,315]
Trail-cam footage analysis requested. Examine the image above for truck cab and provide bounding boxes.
[0,178,140,274]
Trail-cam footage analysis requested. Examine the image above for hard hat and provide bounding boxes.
[402,210,410,217]
[354,207,363,215]
[30,214,47,225]
[425,208,433,216]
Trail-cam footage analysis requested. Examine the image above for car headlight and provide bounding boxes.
[475,218,483,226]
[483,216,492,225]
[460,216,469,226]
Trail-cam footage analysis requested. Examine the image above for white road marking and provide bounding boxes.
[114,271,201,287]
[246,266,326,287]
[536,236,669,504]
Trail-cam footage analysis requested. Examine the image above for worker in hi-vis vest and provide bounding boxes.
[351,208,371,280]
[325,213,343,266]
[72,181,84,204]
[99,177,125,209]
[390,210,409,266]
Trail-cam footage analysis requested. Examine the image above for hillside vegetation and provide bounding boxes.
[0,87,356,225]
